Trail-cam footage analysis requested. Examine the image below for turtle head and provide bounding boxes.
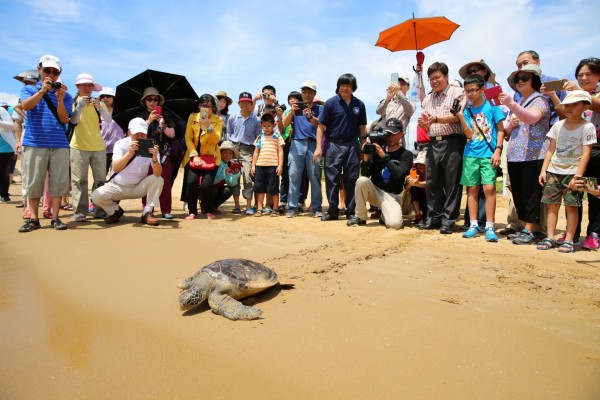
[179,287,208,311]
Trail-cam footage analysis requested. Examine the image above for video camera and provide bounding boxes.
[363,127,390,155]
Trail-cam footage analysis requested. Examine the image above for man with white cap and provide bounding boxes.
[18,54,73,233]
[375,74,416,148]
[91,117,163,226]
[69,73,112,222]
[282,80,323,218]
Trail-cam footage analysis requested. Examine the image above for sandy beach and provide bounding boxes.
[1,172,599,400]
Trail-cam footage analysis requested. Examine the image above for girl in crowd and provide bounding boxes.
[216,91,232,143]
[182,94,223,220]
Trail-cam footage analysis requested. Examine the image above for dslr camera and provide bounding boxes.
[450,98,462,115]
[279,104,287,111]
[50,81,62,90]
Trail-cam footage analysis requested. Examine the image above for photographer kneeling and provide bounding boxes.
[347,118,413,229]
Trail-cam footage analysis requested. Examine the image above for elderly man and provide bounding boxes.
[375,75,416,148]
[417,62,466,234]
[91,118,163,226]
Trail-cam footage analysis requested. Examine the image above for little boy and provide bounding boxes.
[537,90,596,253]
[454,74,505,242]
[213,140,242,212]
[404,148,427,227]
[251,114,284,216]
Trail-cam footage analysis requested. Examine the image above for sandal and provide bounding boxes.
[270,212,279,217]
[60,203,73,211]
[254,210,263,217]
[536,237,557,250]
[558,241,575,253]
[232,207,241,214]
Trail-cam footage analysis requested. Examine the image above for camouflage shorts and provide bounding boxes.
[541,172,582,207]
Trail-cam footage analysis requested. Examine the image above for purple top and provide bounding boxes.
[507,95,551,162]
[101,118,124,153]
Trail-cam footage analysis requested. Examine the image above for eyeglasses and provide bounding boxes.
[42,68,60,76]
[199,103,212,108]
[465,88,481,94]
[513,74,531,84]
[467,66,484,75]
[145,97,159,102]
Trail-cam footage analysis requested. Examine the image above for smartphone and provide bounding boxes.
[543,80,563,92]
[152,105,162,116]
[135,139,156,158]
[578,177,598,192]
[228,161,241,171]
[391,72,399,84]
[200,107,209,119]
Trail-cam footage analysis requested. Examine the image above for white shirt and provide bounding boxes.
[112,137,153,185]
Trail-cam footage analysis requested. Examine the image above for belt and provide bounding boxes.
[232,141,254,147]
[431,133,463,142]
[295,138,316,142]
[329,137,357,144]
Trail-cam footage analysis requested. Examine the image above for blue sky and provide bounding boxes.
[1,0,598,144]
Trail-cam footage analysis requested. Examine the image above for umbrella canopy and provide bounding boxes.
[375,16,460,52]
[113,69,199,137]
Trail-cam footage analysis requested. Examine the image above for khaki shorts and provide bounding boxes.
[22,146,70,198]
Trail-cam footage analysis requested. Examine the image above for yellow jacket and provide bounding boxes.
[182,112,223,166]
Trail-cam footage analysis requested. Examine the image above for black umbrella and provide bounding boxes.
[113,69,199,137]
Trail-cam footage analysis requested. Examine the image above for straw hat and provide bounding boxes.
[506,64,542,92]
[458,59,498,85]
[216,91,233,106]
[140,87,164,106]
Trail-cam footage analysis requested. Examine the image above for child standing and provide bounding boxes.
[538,90,596,253]
[455,74,505,242]
[251,114,284,217]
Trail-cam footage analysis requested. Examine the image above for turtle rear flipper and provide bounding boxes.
[208,292,263,321]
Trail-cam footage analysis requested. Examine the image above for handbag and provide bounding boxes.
[188,134,216,170]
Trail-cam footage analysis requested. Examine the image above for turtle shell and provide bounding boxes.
[201,259,278,291]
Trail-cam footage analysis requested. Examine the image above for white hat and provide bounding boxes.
[128,117,148,135]
[507,64,542,92]
[301,80,317,91]
[99,87,115,97]
[75,73,102,91]
[398,76,410,85]
[38,54,62,71]
[560,89,592,105]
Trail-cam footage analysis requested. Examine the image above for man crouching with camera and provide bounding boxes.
[91,118,164,226]
[347,118,413,229]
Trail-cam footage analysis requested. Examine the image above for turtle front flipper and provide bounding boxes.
[208,292,263,321]
[178,276,194,290]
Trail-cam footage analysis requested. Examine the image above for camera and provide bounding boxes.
[450,98,461,115]
[363,143,377,155]
[262,93,270,99]
[279,104,287,111]
[50,81,62,90]
[368,128,390,146]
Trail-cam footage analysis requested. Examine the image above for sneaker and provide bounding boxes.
[286,209,298,218]
[0,196,10,203]
[512,230,535,245]
[582,233,599,250]
[278,204,286,215]
[163,213,175,219]
[141,212,160,226]
[507,231,523,240]
[462,226,481,238]
[314,211,324,218]
[74,214,87,222]
[18,219,41,233]
[485,227,499,242]
[104,207,124,224]
[51,218,68,230]
[347,215,366,226]
[321,213,339,221]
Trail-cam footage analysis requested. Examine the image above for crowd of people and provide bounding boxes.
[1,52,599,254]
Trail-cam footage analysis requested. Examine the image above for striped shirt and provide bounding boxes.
[21,83,73,148]
[254,133,284,166]
[421,84,464,138]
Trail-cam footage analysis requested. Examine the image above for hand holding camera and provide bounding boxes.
[449,98,462,116]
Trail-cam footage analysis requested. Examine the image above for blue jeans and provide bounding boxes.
[287,139,322,211]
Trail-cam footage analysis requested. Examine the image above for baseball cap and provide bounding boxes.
[560,89,592,105]
[383,117,403,134]
[128,117,149,135]
[301,80,317,91]
[398,76,410,85]
[75,73,102,91]
[238,92,253,102]
[39,54,62,71]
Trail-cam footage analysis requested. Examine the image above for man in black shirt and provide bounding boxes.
[348,118,413,229]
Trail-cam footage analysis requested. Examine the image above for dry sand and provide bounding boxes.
[1,172,599,400]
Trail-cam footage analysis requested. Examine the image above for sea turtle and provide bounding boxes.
[178,258,280,320]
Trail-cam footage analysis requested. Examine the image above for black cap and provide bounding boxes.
[384,118,403,134]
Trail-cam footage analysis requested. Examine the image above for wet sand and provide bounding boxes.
[1,175,599,399]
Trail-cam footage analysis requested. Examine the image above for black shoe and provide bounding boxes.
[18,219,41,233]
[459,224,469,231]
[105,207,124,224]
[51,218,68,230]
[141,212,160,226]
[499,227,519,236]
[347,216,366,226]
[321,213,339,221]
[440,226,453,234]
[418,221,441,230]
[0,196,11,203]
[278,204,286,215]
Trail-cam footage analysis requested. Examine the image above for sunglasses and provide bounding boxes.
[145,97,160,102]
[513,74,532,84]
[42,67,60,76]
[99,95,113,99]
[467,66,484,75]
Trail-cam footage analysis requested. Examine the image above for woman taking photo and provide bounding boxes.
[499,64,551,245]
[182,94,223,220]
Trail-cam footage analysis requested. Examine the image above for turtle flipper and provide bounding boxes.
[208,292,263,321]
[178,276,194,290]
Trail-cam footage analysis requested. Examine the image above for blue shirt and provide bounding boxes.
[513,73,565,126]
[21,83,73,148]
[463,101,506,158]
[293,104,321,140]
[319,94,367,141]
[226,112,261,145]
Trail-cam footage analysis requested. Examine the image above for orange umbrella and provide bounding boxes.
[376,15,460,52]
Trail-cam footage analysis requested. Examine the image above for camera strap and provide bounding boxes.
[466,106,495,154]
[42,93,64,126]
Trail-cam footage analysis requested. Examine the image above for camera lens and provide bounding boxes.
[50,81,62,89]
